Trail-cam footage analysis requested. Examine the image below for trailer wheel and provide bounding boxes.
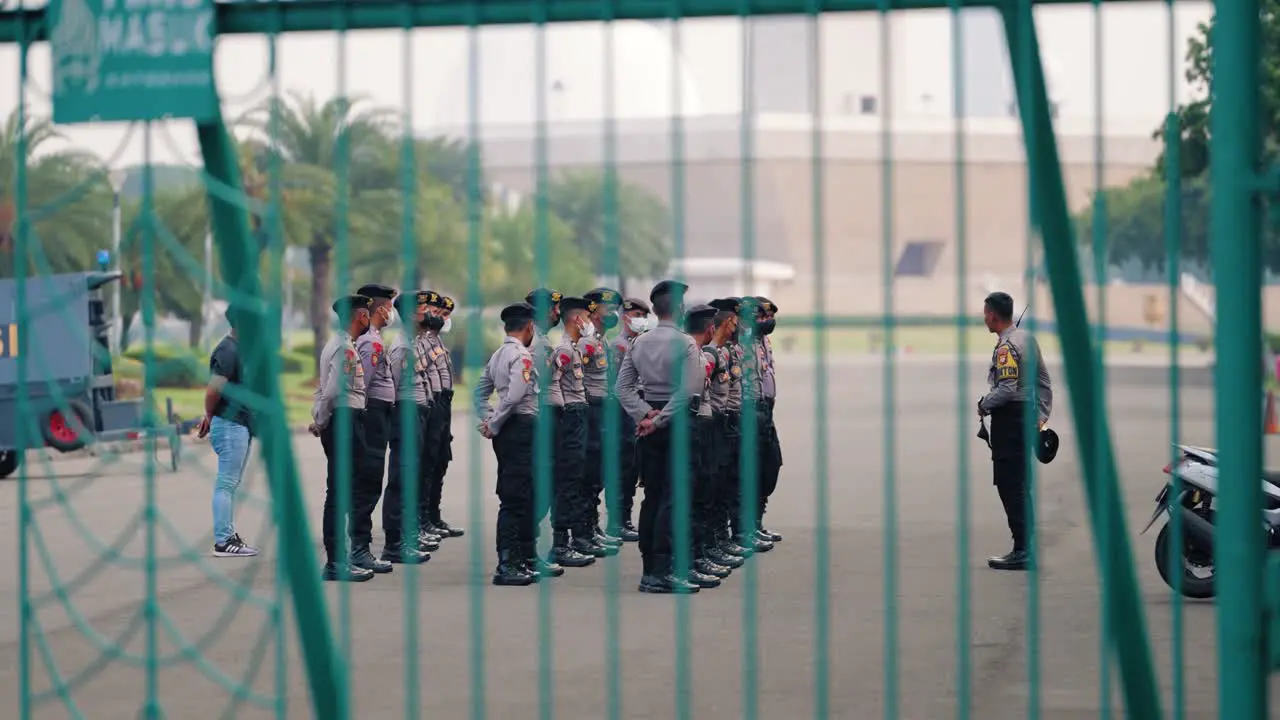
[43,401,94,453]
[0,451,19,479]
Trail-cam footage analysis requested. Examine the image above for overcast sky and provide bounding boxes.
[0,1,1212,167]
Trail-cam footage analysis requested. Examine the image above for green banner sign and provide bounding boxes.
[49,0,217,124]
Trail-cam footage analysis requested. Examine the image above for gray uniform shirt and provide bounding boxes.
[552,336,588,406]
[388,331,431,406]
[422,331,443,393]
[427,332,454,390]
[612,332,643,396]
[761,336,777,399]
[725,342,744,412]
[738,334,766,407]
[980,325,1054,424]
[616,319,703,429]
[473,336,540,434]
[311,333,367,428]
[697,347,715,418]
[706,344,733,413]
[578,335,610,399]
[356,326,396,403]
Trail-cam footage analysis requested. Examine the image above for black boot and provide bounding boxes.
[736,534,774,554]
[639,556,699,594]
[351,546,394,573]
[988,549,1030,571]
[493,550,537,586]
[417,530,441,553]
[706,544,744,568]
[594,525,623,547]
[687,567,722,588]
[757,527,782,543]
[381,543,431,564]
[619,520,640,542]
[572,528,614,557]
[695,555,731,578]
[551,530,596,567]
[720,536,751,557]
[434,515,466,538]
[322,559,374,582]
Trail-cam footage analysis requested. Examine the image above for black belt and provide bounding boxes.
[648,396,701,414]
[439,388,455,401]
[587,395,605,406]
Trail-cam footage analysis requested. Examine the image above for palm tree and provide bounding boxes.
[349,179,469,290]
[118,188,212,347]
[245,92,398,373]
[544,169,671,283]
[0,110,111,278]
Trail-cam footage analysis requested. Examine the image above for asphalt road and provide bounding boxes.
[0,357,1276,719]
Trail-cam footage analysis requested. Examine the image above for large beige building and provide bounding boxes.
[469,113,1233,335]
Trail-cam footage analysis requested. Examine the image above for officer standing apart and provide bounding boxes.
[580,287,625,553]
[423,293,465,538]
[473,302,542,587]
[547,296,602,566]
[350,284,397,574]
[382,291,433,565]
[607,298,651,542]
[615,280,704,594]
[753,296,784,544]
[977,291,1053,571]
[309,295,377,582]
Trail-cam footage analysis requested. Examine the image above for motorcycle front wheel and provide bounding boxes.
[1154,520,1216,599]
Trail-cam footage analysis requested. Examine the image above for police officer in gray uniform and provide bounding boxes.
[310,295,377,582]
[710,298,752,560]
[353,284,398,574]
[474,302,543,586]
[733,299,775,554]
[686,304,729,585]
[607,298,651,541]
[382,291,433,565]
[977,291,1053,571]
[753,296,784,544]
[423,292,465,538]
[703,300,747,570]
[548,296,602,565]
[615,280,704,594]
[580,287,625,552]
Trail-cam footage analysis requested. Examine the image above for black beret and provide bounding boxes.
[357,283,397,301]
[394,291,429,315]
[1038,428,1060,464]
[526,288,562,307]
[501,302,536,324]
[423,290,455,311]
[709,297,741,313]
[333,294,373,316]
[650,279,689,303]
[439,295,455,312]
[559,296,593,313]
[685,304,717,322]
[622,297,651,314]
[739,296,767,315]
[754,296,778,314]
[585,287,622,307]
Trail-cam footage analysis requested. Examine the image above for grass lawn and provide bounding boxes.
[149,372,318,428]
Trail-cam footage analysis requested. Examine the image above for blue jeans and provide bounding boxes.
[210,416,252,545]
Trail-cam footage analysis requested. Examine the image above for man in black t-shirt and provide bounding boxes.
[197,307,259,557]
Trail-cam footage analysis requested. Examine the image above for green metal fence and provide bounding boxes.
[0,0,1271,718]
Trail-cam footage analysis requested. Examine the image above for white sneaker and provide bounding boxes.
[213,534,259,557]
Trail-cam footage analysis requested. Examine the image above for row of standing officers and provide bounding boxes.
[475,280,784,594]
[305,280,785,592]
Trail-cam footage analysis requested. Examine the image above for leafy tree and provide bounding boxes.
[246,92,398,373]
[544,170,671,281]
[0,111,112,278]
[118,189,212,348]
[349,180,467,290]
[484,201,594,302]
[1157,1,1280,178]
[1075,175,1214,273]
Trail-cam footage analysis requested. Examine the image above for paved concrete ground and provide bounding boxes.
[0,357,1277,719]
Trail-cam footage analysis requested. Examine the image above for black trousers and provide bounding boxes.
[494,413,536,558]
[425,389,455,521]
[320,407,371,562]
[755,398,783,524]
[692,414,718,550]
[418,398,445,527]
[584,396,605,527]
[714,411,741,535]
[385,403,429,548]
[549,403,589,533]
[636,403,698,576]
[615,410,640,527]
[352,399,392,549]
[990,402,1033,552]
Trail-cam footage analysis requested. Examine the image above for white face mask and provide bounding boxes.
[581,321,597,338]
[441,318,452,333]
[628,316,648,334]
[384,308,399,327]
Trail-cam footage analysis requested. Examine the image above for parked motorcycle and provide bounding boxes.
[1141,444,1280,599]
